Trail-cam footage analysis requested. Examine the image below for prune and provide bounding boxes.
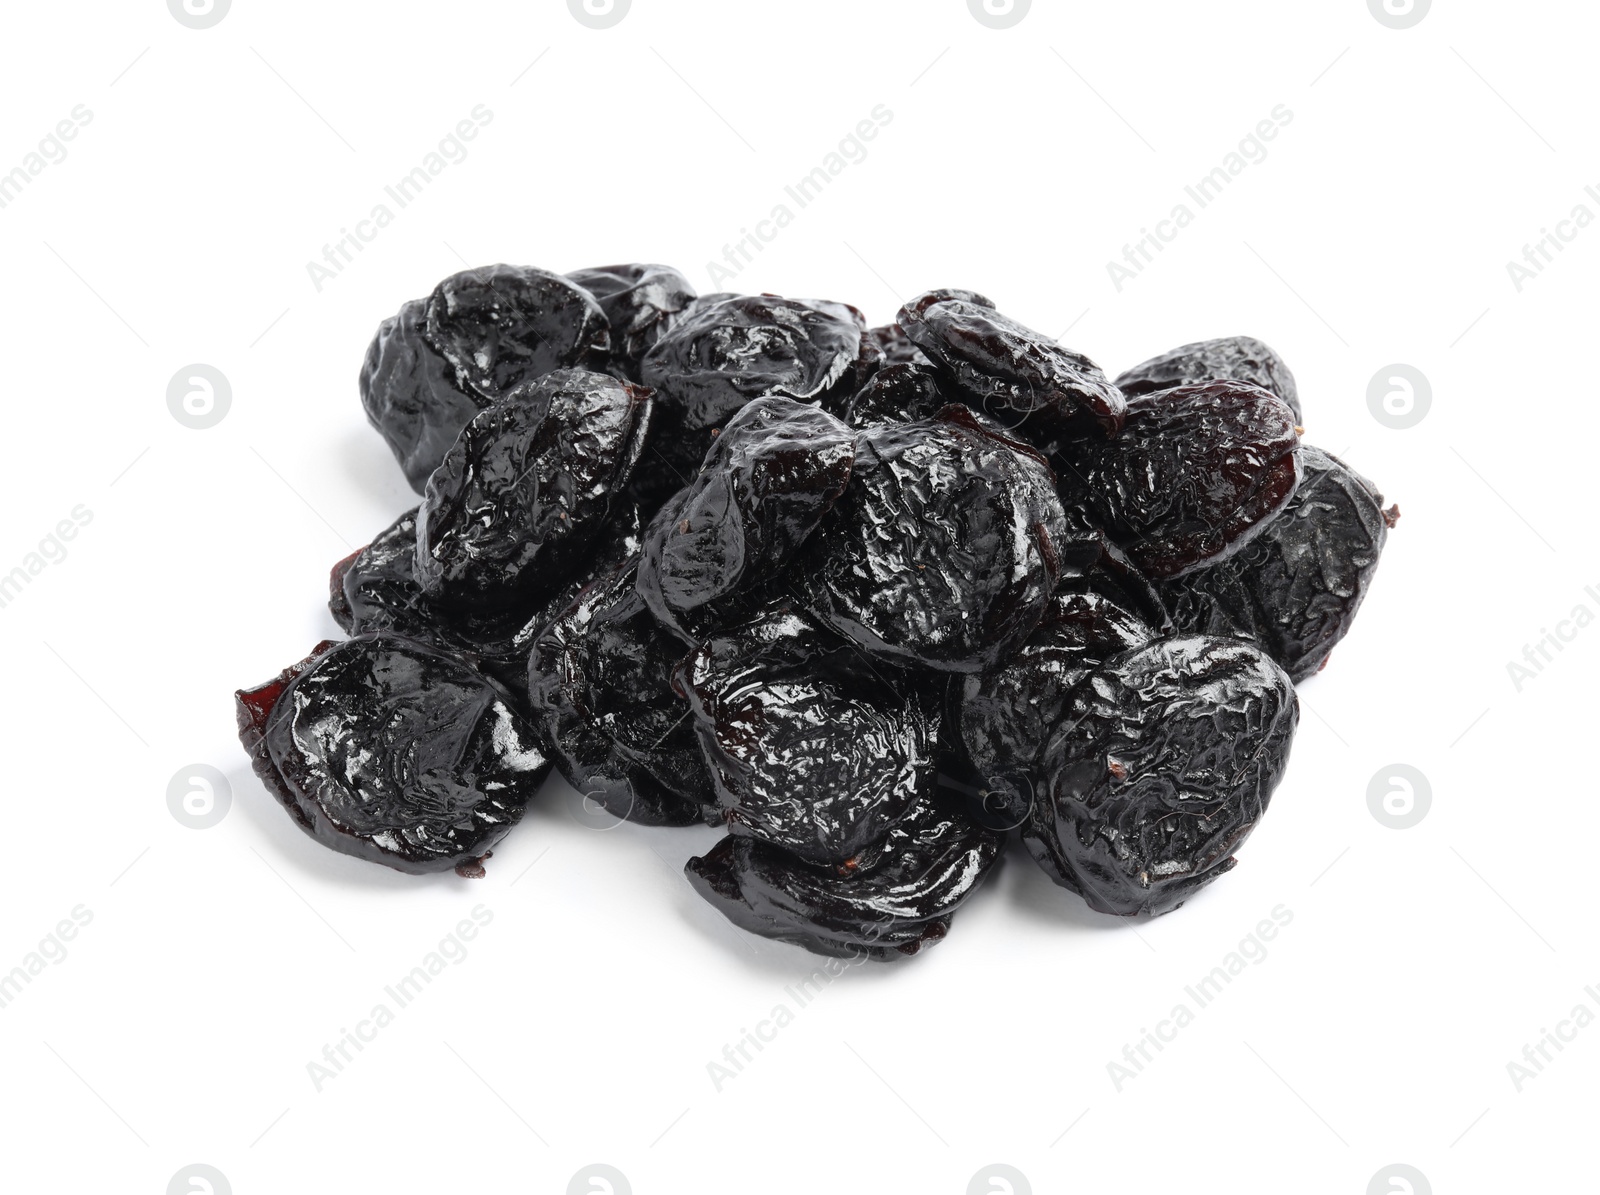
[417,369,652,610]
[1158,446,1396,681]
[636,396,854,639]
[1022,636,1298,917]
[844,362,947,429]
[866,322,932,370]
[1054,381,1301,579]
[527,561,715,826]
[330,503,641,694]
[959,534,1167,827]
[360,265,610,490]
[235,636,550,876]
[1116,336,1302,423]
[567,263,697,382]
[639,293,872,485]
[685,788,1001,959]
[675,606,936,867]
[898,290,1125,439]
[800,405,1069,673]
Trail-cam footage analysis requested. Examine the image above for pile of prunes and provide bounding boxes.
[236,264,1397,961]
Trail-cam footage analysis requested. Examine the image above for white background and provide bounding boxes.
[0,1,1594,1192]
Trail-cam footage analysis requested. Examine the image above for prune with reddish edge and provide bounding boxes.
[1054,381,1302,580]
[959,534,1165,828]
[527,561,714,827]
[359,299,485,492]
[236,636,550,877]
[898,290,1125,439]
[675,606,936,867]
[845,362,947,429]
[639,293,872,481]
[425,264,609,399]
[1158,446,1394,682]
[684,787,1001,960]
[567,263,697,382]
[1116,336,1302,423]
[1022,635,1298,917]
[417,369,653,611]
[636,396,854,639]
[799,405,1069,673]
[334,504,642,695]
[867,323,932,370]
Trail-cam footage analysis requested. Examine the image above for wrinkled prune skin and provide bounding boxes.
[567,263,697,382]
[332,504,641,695]
[1158,447,1393,681]
[361,266,611,491]
[236,636,550,876]
[1022,636,1298,917]
[1054,381,1302,580]
[1116,336,1302,423]
[636,396,854,639]
[685,789,1001,960]
[800,406,1069,673]
[676,607,937,866]
[417,369,652,611]
[639,293,872,484]
[867,323,932,370]
[845,362,948,429]
[959,535,1166,828]
[527,561,714,826]
[898,290,1125,440]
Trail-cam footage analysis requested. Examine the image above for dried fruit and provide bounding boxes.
[844,362,947,429]
[1116,336,1302,422]
[568,263,698,382]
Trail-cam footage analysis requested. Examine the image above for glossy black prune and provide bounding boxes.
[1158,446,1395,681]
[800,406,1070,673]
[1054,381,1302,579]
[417,369,652,610]
[636,396,854,639]
[527,561,714,827]
[360,265,611,491]
[567,263,698,382]
[866,323,932,370]
[844,362,947,429]
[685,788,1001,960]
[675,606,936,867]
[959,535,1166,827]
[331,504,641,695]
[639,293,871,484]
[1116,336,1302,423]
[898,290,1125,439]
[1023,635,1298,917]
[236,636,550,876]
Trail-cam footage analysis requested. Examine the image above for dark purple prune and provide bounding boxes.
[417,369,652,611]
[331,503,641,694]
[958,535,1166,828]
[675,606,937,867]
[1022,635,1298,917]
[1116,336,1302,423]
[639,293,872,485]
[527,561,715,827]
[361,266,611,491]
[1054,381,1302,579]
[1158,446,1396,681]
[685,787,1001,960]
[866,323,932,370]
[235,636,551,876]
[898,290,1125,440]
[567,263,697,382]
[636,396,854,639]
[800,405,1069,673]
[844,362,947,429]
